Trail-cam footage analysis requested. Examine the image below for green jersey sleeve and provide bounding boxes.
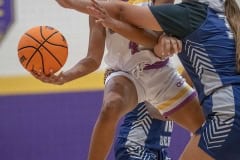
[149,1,208,39]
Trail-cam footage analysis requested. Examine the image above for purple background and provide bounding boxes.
[0,91,189,160]
[0,0,14,37]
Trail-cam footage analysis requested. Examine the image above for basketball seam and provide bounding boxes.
[40,28,67,48]
[39,26,65,67]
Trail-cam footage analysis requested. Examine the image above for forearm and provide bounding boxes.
[63,57,100,82]
[56,0,93,13]
[62,16,105,83]
[108,19,157,48]
[56,0,121,19]
[57,0,162,31]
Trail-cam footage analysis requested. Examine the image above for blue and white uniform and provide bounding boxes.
[114,102,173,160]
[181,9,240,160]
[149,1,240,159]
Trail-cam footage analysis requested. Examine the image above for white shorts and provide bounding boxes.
[105,59,197,116]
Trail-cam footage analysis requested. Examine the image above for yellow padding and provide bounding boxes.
[0,66,185,96]
[0,72,104,95]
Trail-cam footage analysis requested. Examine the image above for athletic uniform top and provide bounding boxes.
[149,1,240,114]
[150,2,240,159]
[116,102,173,151]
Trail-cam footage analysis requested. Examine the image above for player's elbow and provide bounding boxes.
[94,61,101,70]
[91,58,101,70]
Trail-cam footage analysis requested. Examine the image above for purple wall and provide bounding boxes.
[0,91,189,160]
[0,0,14,42]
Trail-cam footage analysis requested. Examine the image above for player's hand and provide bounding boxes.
[31,70,66,85]
[154,34,182,59]
[87,0,116,28]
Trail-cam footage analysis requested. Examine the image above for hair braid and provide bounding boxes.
[225,0,240,73]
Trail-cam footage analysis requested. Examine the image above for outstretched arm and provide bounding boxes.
[32,16,106,85]
[88,0,181,57]
[55,0,163,31]
[90,3,158,48]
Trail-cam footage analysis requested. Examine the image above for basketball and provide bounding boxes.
[17,26,68,76]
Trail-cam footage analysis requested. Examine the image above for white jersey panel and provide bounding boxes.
[104,0,162,71]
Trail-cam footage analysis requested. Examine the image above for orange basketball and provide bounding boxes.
[17,26,68,76]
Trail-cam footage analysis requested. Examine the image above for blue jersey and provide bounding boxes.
[178,8,240,114]
[179,8,240,160]
[150,3,240,159]
[115,102,173,155]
